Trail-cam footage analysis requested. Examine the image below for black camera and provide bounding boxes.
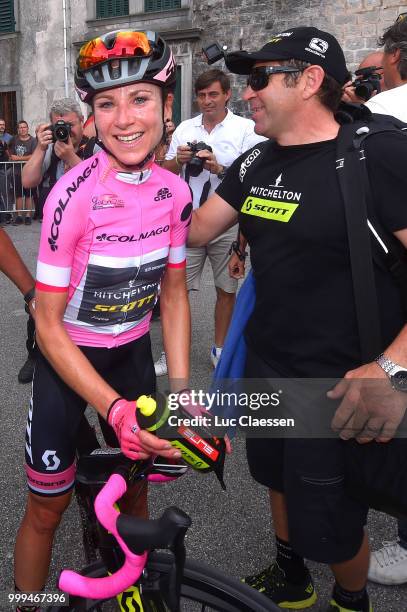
[353,66,382,102]
[49,120,72,143]
[202,42,228,65]
[186,142,213,177]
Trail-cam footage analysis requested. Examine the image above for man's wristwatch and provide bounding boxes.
[217,165,228,180]
[375,353,407,392]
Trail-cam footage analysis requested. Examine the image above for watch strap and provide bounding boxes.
[217,165,228,180]
[375,353,406,376]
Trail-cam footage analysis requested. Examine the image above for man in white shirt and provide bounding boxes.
[365,15,407,122]
[156,69,265,374]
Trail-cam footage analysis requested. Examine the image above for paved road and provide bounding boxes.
[1,221,406,611]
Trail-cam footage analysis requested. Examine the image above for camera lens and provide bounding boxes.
[354,82,373,102]
[187,156,205,177]
[55,126,69,141]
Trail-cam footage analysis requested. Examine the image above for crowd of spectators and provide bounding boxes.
[0,119,36,226]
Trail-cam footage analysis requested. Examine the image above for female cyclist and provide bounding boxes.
[14,30,192,608]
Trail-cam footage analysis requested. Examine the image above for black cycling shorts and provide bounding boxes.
[25,334,155,497]
[244,344,369,564]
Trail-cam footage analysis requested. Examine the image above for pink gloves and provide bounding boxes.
[107,398,145,460]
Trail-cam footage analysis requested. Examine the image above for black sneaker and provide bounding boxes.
[243,562,317,609]
[244,563,275,590]
[24,216,32,225]
[18,355,35,384]
[13,215,23,225]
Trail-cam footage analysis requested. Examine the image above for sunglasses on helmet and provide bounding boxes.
[78,31,152,72]
[247,66,303,91]
[396,12,407,23]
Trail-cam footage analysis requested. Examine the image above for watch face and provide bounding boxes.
[392,371,407,392]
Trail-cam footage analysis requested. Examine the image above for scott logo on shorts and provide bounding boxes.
[241,197,298,222]
[42,450,61,471]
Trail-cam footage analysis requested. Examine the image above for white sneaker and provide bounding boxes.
[154,351,167,376]
[210,346,222,368]
[368,539,407,585]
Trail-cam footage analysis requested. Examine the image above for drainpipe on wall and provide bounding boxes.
[63,0,69,96]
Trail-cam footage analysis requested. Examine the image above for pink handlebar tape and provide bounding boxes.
[59,474,147,599]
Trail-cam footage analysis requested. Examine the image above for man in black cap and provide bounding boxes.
[188,26,407,612]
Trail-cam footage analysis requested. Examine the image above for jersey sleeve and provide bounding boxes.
[215,154,245,212]
[168,177,193,268]
[365,131,407,232]
[36,163,90,292]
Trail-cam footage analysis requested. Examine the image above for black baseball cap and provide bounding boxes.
[225,26,349,85]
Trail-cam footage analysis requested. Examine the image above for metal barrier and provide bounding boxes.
[0,161,39,216]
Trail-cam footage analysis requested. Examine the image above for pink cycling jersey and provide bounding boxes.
[36,150,192,347]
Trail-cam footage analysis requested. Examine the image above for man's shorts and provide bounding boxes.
[244,344,369,564]
[25,333,155,497]
[187,225,238,293]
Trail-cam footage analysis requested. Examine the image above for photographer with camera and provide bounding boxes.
[159,68,265,374]
[342,51,386,104]
[364,15,407,122]
[22,98,95,221]
[17,99,95,386]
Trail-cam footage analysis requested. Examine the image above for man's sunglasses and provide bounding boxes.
[247,66,303,91]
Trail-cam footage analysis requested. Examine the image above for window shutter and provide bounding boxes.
[145,0,181,12]
[96,0,129,19]
[0,0,15,33]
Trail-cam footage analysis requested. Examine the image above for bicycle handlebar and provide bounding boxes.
[59,473,148,599]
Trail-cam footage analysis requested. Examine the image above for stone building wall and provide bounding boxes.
[0,0,406,129]
[191,0,407,115]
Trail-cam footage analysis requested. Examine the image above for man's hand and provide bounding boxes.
[328,361,407,443]
[175,144,194,166]
[341,81,369,105]
[228,252,245,279]
[36,123,54,151]
[54,136,79,167]
[172,389,232,454]
[196,149,223,175]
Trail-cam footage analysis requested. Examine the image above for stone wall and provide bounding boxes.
[0,0,406,129]
[190,0,407,115]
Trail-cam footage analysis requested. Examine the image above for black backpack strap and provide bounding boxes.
[354,123,407,316]
[336,123,382,362]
